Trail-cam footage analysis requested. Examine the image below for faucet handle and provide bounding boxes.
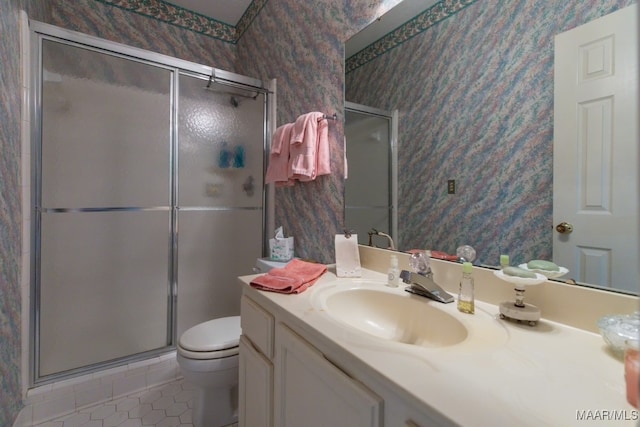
[456,245,476,263]
[409,251,430,274]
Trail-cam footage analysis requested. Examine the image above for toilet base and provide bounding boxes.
[192,382,238,427]
[177,356,239,427]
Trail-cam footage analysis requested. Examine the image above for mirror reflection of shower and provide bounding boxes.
[344,102,398,248]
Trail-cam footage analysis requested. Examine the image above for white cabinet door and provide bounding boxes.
[239,335,273,427]
[385,400,441,427]
[274,324,382,427]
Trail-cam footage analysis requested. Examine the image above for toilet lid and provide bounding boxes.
[179,316,241,352]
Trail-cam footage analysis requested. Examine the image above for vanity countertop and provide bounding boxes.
[239,267,637,427]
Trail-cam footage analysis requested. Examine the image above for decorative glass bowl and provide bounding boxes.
[597,311,640,357]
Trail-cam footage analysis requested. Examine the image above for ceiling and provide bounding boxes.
[164,0,437,57]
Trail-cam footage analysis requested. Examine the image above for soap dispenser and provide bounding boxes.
[457,262,475,314]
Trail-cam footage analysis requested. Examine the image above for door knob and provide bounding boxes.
[555,222,574,234]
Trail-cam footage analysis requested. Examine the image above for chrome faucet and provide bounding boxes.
[367,228,396,250]
[400,270,454,304]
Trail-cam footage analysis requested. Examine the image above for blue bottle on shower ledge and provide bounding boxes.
[234,145,245,168]
[218,142,231,168]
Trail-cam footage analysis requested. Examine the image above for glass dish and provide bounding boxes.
[597,311,640,357]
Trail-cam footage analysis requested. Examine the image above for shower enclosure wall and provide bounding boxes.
[30,22,269,384]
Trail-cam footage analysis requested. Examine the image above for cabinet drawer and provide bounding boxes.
[241,295,274,358]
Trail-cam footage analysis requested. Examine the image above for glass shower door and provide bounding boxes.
[176,74,265,337]
[36,39,173,378]
[344,103,396,247]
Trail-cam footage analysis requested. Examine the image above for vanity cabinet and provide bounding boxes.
[239,295,274,427]
[274,323,381,427]
[239,261,636,427]
[239,293,382,427]
[239,291,437,427]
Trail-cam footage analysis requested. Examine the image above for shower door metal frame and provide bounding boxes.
[344,101,398,244]
[29,20,271,386]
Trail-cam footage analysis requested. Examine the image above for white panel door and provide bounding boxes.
[553,4,638,292]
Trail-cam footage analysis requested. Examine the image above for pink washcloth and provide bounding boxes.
[265,123,294,185]
[250,259,328,294]
[289,112,331,181]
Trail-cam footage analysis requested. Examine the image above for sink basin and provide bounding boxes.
[317,286,468,348]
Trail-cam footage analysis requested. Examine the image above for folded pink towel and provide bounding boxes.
[250,259,327,294]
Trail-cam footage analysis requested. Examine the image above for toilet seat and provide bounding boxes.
[178,345,239,360]
[178,316,241,360]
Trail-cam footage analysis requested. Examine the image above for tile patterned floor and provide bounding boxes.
[31,379,238,427]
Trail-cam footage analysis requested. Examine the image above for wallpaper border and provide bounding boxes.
[93,0,269,43]
[346,0,480,73]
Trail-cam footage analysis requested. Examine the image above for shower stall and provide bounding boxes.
[30,22,270,384]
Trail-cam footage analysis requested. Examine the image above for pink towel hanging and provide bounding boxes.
[288,112,331,181]
[265,112,336,186]
[265,123,294,185]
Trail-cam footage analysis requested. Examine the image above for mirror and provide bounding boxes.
[344,1,638,294]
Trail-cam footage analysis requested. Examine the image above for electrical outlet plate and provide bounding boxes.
[447,179,456,194]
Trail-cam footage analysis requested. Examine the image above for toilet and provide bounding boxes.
[176,316,241,427]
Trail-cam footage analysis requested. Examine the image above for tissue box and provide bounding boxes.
[256,257,293,273]
[269,236,294,261]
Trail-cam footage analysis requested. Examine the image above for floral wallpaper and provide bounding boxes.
[1,1,25,425]
[2,0,635,424]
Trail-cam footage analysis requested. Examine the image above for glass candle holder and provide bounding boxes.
[624,339,639,408]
